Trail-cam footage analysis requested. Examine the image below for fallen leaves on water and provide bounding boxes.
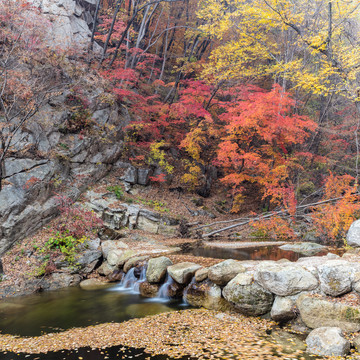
[0,309,300,359]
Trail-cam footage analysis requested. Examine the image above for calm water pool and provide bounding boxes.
[182,245,322,261]
[0,285,185,337]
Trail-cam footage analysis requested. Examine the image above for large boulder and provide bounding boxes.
[223,273,274,316]
[114,250,137,267]
[255,263,318,296]
[271,296,297,322]
[146,256,173,283]
[185,280,232,312]
[297,294,360,332]
[306,327,350,357]
[46,273,81,290]
[123,166,138,184]
[97,261,116,276]
[167,262,202,284]
[123,256,149,273]
[208,260,246,286]
[107,250,125,267]
[76,250,102,274]
[317,261,353,296]
[347,219,360,247]
[139,281,160,298]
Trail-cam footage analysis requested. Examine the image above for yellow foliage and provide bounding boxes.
[181,161,202,190]
[149,141,174,174]
[197,0,360,101]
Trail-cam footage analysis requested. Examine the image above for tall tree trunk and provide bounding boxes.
[90,0,102,48]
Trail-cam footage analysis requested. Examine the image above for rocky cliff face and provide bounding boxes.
[0,88,129,255]
[28,0,99,50]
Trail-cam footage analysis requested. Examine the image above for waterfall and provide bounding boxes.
[181,276,196,306]
[157,273,174,300]
[146,273,174,303]
[133,266,147,293]
[109,265,147,294]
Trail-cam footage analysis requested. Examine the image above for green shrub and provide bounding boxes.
[43,231,86,265]
[107,185,124,200]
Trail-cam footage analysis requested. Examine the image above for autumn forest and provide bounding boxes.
[2,0,360,244]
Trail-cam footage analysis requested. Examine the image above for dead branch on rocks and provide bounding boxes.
[201,193,360,238]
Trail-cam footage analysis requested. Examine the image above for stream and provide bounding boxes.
[0,245,330,360]
[0,282,185,337]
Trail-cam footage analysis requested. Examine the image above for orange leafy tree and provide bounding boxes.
[310,173,360,244]
[215,84,317,212]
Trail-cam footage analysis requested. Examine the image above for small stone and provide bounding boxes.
[79,279,110,290]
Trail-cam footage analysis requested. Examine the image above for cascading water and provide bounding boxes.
[133,266,147,293]
[146,273,175,303]
[181,276,196,306]
[109,265,147,294]
[158,274,174,300]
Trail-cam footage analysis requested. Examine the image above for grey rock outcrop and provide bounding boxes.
[255,263,318,296]
[28,0,100,50]
[123,166,138,184]
[223,273,274,316]
[306,327,350,356]
[76,249,102,273]
[146,257,173,283]
[208,260,246,286]
[85,192,179,235]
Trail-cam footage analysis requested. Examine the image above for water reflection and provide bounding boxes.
[0,286,184,337]
[184,245,329,262]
